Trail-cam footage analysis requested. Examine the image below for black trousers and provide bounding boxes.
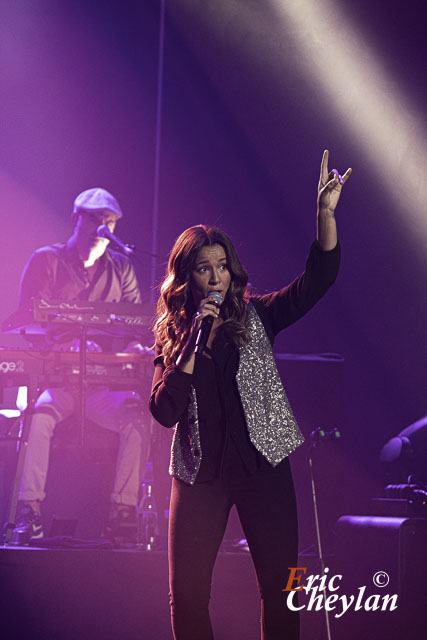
[168,459,300,639]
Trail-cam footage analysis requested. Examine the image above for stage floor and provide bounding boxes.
[0,545,261,640]
[1,538,423,640]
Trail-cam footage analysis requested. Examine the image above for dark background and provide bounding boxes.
[0,0,425,543]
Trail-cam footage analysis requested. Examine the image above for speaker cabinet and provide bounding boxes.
[332,515,427,639]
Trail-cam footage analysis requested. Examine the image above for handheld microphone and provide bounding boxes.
[194,291,223,356]
[96,224,134,256]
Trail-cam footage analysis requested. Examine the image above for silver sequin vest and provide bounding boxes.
[169,303,304,483]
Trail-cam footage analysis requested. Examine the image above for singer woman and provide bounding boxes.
[150,151,351,639]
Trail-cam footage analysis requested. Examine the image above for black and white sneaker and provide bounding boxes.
[10,504,44,545]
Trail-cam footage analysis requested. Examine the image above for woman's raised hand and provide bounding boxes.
[317,149,352,216]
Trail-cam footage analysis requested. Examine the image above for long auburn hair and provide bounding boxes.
[154,225,251,366]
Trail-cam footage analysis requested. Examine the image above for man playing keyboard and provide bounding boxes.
[12,187,148,544]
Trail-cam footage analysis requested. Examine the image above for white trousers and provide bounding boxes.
[19,386,149,506]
